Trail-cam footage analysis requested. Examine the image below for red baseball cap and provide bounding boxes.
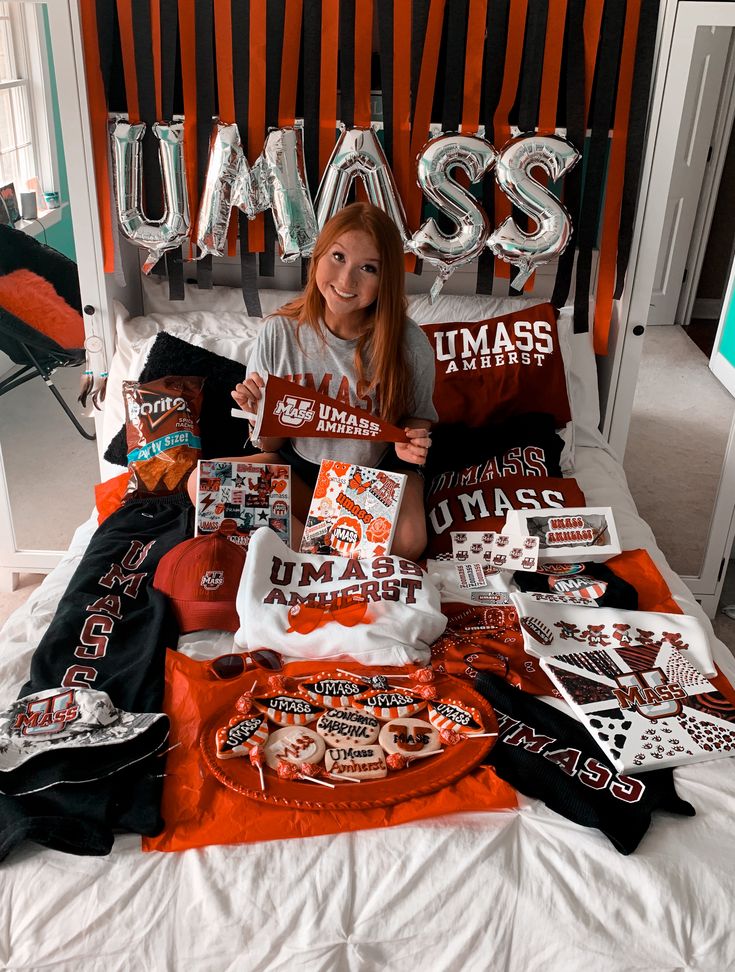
[153,532,246,634]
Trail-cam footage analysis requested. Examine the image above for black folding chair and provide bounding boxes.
[0,224,95,441]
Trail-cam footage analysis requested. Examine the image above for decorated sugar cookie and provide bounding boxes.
[426,699,484,735]
[519,616,554,646]
[264,726,326,770]
[299,672,371,708]
[316,707,380,746]
[325,745,387,780]
[215,713,270,760]
[254,693,325,726]
[351,689,425,720]
[378,718,441,756]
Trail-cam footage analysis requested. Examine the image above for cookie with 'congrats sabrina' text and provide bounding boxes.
[316,707,380,746]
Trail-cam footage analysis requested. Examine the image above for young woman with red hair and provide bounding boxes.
[222,202,436,560]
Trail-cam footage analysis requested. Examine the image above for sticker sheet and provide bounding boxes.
[511,597,729,772]
[300,460,406,559]
[196,460,291,549]
[452,530,539,571]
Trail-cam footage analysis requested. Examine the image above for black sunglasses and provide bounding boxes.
[208,649,284,680]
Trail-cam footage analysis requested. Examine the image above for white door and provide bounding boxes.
[604,1,735,457]
[680,256,735,615]
[648,24,731,326]
[602,2,735,618]
[0,0,112,588]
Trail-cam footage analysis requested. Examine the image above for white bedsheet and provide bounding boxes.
[1,445,734,972]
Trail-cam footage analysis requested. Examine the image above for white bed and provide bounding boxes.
[1,289,734,972]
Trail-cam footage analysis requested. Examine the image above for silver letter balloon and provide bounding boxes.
[110,119,190,273]
[488,134,581,286]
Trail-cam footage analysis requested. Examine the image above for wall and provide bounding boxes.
[39,6,75,261]
[0,9,76,373]
[696,124,735,310]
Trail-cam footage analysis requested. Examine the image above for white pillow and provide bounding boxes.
[102,287,602,479]
[235,529,447,666]
[100,293,298,479]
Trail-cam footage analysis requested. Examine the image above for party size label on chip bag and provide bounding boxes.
[124,376,204,498]
[127,430,199,463]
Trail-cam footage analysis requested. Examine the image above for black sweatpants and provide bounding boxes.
[0,494,193,862]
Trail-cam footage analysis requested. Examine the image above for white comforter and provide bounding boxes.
[1,444,734,972]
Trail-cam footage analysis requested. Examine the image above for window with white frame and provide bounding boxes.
[0,2,58,218]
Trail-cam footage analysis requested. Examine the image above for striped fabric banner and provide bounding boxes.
[79,0,659,350]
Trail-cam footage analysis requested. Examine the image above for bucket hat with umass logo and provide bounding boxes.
[153,530,247,633]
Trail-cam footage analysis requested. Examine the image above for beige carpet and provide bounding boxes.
[0,571,44,620]
[624,325,734,578]
[0,361,98,550]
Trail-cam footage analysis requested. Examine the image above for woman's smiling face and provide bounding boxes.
[314,229,381,333]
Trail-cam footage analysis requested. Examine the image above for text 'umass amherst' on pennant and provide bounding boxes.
[246,375,410,443]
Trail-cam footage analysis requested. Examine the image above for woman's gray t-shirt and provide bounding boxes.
[246,315,438,466]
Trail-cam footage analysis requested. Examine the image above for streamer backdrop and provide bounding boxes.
[80,0,659,352]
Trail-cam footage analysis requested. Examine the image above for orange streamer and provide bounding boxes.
[115,0,140,123]
[406,0,445,234]
[319,0,341,179]
[461,0,487,134]
[393,0,414,271]
[525,0,567,293]
[393,1,412,204]
[213,0,237,256]
[538,0,567,134]
[79,0,115,272]
[594,0,642,355]
[178,0,198,251]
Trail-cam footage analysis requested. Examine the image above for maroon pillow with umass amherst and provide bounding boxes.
[423,413,585,557]
[425,473,586,557]
[420,302,571,428]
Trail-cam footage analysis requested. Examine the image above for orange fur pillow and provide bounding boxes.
[0,269,84,348]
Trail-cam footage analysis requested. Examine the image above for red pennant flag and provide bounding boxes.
[251,375,409,443]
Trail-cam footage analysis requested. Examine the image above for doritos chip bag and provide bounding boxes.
[123,376,204,498]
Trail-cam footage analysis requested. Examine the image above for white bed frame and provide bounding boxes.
[3,7,735,969]
[3,0,735,622]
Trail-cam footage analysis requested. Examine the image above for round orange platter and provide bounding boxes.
[200,673,498,810]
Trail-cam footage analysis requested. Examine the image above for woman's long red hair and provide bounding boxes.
[277,202,412,425]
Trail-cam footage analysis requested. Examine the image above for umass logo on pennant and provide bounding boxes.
[274,395,315,428]
[612,668,685,720]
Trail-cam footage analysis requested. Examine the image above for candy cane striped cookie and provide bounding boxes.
[299,672,371,708]
[351,689,425,720]
[216,713,270,760]
[253,693,325,726]
[426,699,484,735]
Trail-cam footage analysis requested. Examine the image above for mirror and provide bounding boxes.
[0,0,99,582]
[623,319,735,578]
[622,22,735,593]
